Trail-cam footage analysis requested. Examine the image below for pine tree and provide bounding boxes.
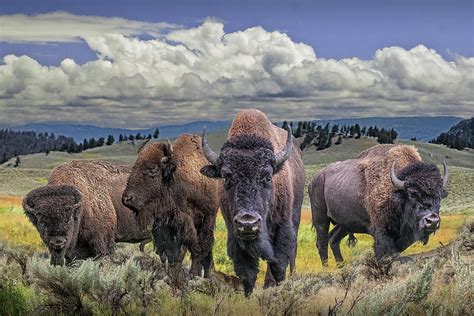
[97,137,105,147]
[14,156,20,167]
[106,135,115,146]
[119,134,124,142]
[153,128,160,139]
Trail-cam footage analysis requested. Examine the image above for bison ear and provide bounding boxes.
[200,165,221,178]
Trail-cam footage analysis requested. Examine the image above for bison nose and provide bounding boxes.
[49,236,66,250]
[234,212,262,234]
[422,213,440,230]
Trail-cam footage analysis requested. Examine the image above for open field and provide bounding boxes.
[1,134,473,314]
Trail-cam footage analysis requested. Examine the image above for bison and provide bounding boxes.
[23,160,151,266]
[200,109,305,296]
[122,134,219,278]
[308,144,448,265]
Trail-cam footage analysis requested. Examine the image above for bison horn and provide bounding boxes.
[390,162,405,190]
[275,126,293,168]
[442,161,449,189]
[164,139,173,156]
[137,139,151,153]
[202,126,218,165]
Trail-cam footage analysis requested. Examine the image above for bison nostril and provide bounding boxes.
[50,237,66,249]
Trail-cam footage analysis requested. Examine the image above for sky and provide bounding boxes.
[0,0,473,128]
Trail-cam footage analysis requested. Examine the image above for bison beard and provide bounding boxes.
[376,162,446,255]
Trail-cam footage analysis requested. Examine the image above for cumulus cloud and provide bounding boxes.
[0,11,179,43]
[0,18,472,127]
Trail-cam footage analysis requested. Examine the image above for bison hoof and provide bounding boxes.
[321,259,329,268]
[347,235,358,248]
[336,261,345,269]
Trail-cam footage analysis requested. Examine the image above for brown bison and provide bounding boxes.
[122,134,219,278]
[23,160,151,266]
[308,144,448,265]
[200,109,305,296]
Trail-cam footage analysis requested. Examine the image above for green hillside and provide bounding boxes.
[1,132,473,214]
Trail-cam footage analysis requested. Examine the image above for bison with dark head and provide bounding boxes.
[308,144,448,266]
[122,134,218,278]
[200,109,305,296]
[23,160,151,266]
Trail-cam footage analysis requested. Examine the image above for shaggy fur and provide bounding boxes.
[23,160,151,266]
[201,109,305,296]
[122,134,219,278]
[309,144,447,264]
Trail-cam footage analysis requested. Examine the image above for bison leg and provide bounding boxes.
[329,225,348,265]
[201,250,214,278]
[374,231,398,259]
[266,222,294,286]
[139,238,152,252]
[314,218,330,267]
[263,265,276,288]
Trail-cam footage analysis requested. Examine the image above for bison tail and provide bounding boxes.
[347,233,358,248]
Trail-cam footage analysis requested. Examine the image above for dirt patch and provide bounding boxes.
[0,195,22,207]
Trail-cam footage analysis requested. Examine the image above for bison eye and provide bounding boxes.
[148,167,159,177]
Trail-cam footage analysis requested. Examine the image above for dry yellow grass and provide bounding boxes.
[0,196,469,282]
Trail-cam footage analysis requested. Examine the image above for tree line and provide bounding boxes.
[430,118,473,150]
[0,128,160,165]
[279,121,398,151]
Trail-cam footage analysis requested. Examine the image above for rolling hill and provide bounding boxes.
[1,130,473,213]
[5,116,462,142]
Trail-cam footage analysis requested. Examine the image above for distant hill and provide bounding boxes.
[309,116,462,141]
[431,118,473,150]
[10,121,231,142]
[6,116,462,143]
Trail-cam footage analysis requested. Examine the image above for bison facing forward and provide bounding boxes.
[201,109,305,296]
[308,144,448,265]
[122,134,219,278]
[23,160,151,266]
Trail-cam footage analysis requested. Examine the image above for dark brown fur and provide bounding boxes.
[309,144,447,264]
[122,134,219,278]
[200,109,305,295]
[23,160,151,265]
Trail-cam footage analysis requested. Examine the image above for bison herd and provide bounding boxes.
[23,109,449,296]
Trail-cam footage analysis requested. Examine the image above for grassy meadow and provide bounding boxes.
[0,134,473,314]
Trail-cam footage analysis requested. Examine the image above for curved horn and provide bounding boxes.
[442,161,449,189]
[390,162,405,190]
[202,126,218,165]
[275,126,293,167]
[164,139,173,156]
[137,139,151,153]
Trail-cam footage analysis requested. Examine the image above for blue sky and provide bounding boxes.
[2,0,472,65]
[0,0,472,127]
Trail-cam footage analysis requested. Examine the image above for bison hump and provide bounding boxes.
[359,144,421,223]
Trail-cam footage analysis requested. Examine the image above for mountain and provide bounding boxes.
[7,116,462,143]
[10,121,231,142]
[431,117,474,150]
[308,116,463,141]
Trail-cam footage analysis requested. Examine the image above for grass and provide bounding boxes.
[1,195,470,285]
[1,133,473,314]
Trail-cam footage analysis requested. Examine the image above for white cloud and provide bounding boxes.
[0,17,472,127]
[0,11,179,43]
